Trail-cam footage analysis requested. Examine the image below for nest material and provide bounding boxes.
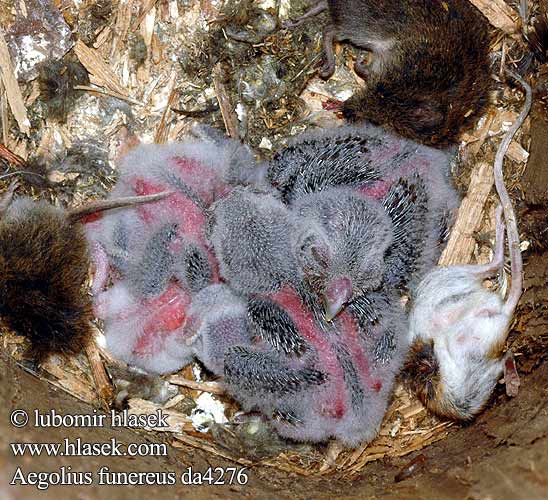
[0,0,542,477]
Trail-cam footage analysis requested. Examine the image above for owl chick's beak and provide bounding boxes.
[324,277,352,321]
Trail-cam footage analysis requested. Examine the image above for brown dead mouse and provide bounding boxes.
[403,70,531,420]
[0,180,168,362]
[286,0,492,146]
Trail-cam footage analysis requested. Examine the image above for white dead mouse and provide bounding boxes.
[404,70,531,420]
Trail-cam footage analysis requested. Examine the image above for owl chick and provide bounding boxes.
[266,124,458,316]
[222,285,409,446]
[206,183,408,445]
[88,134,257,373]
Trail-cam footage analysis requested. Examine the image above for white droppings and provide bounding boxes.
[258,137,273,150]
[14,35,49,77]
[236,103,246,122]
[190,393,227,432]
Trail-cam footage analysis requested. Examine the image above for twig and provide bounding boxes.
[85,326,114,412]
[73,85,144,106]
[0,28,30,135]
[0,143,27,168]
[213,63,240,139]
[154,73,178,144]
[291,52,322,82]
[168,376,225,395]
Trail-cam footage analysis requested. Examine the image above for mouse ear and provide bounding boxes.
[296,227,331,280]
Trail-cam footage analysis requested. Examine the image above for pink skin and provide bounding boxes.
[132,178,222,281]
[131,176,221,282]
[171,157,228,205]
[503,350,520,397]
[131,178,208,243]
[93,281,192,358]
[85,173,214,293]
[367,140,403,167]
[357,141,435,201]
[86,178,210,294]
[133,283,192,356]
[337,311,382,392]
[268,286,348,419]
[324,276,353,321]
[89,152,234,367]
[392,151,432,180]
[357,180,392,200]
[132,178,222,287]
[97,282,192,356]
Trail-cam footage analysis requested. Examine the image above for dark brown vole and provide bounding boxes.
[287,0,492,146]
[0,181,167,362]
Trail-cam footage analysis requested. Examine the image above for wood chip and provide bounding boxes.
[41,356,97,404]
[260,457,313,476]
[85,332,113,412]
[468,0,519,33]
[0,27,30,135]
[163,394,188,409]
[462,108,496,157]
[400,402,427,419]
[507,140,529,164]
[111,0,134,59]
[319,441,344,472]
[132,0,160,31]
[439,161,495,266]
[0,80,8,144]
[74,40,129,97]
[168,376,225,395]
[127,398,194,433]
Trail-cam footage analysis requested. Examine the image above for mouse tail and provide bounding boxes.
[494,70,532,315]
[468,204,506,278]
[68,191,172,223]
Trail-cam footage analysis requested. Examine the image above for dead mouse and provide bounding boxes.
[0,179,169,362]
[286,0,492,146]
[403,70,531,420]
